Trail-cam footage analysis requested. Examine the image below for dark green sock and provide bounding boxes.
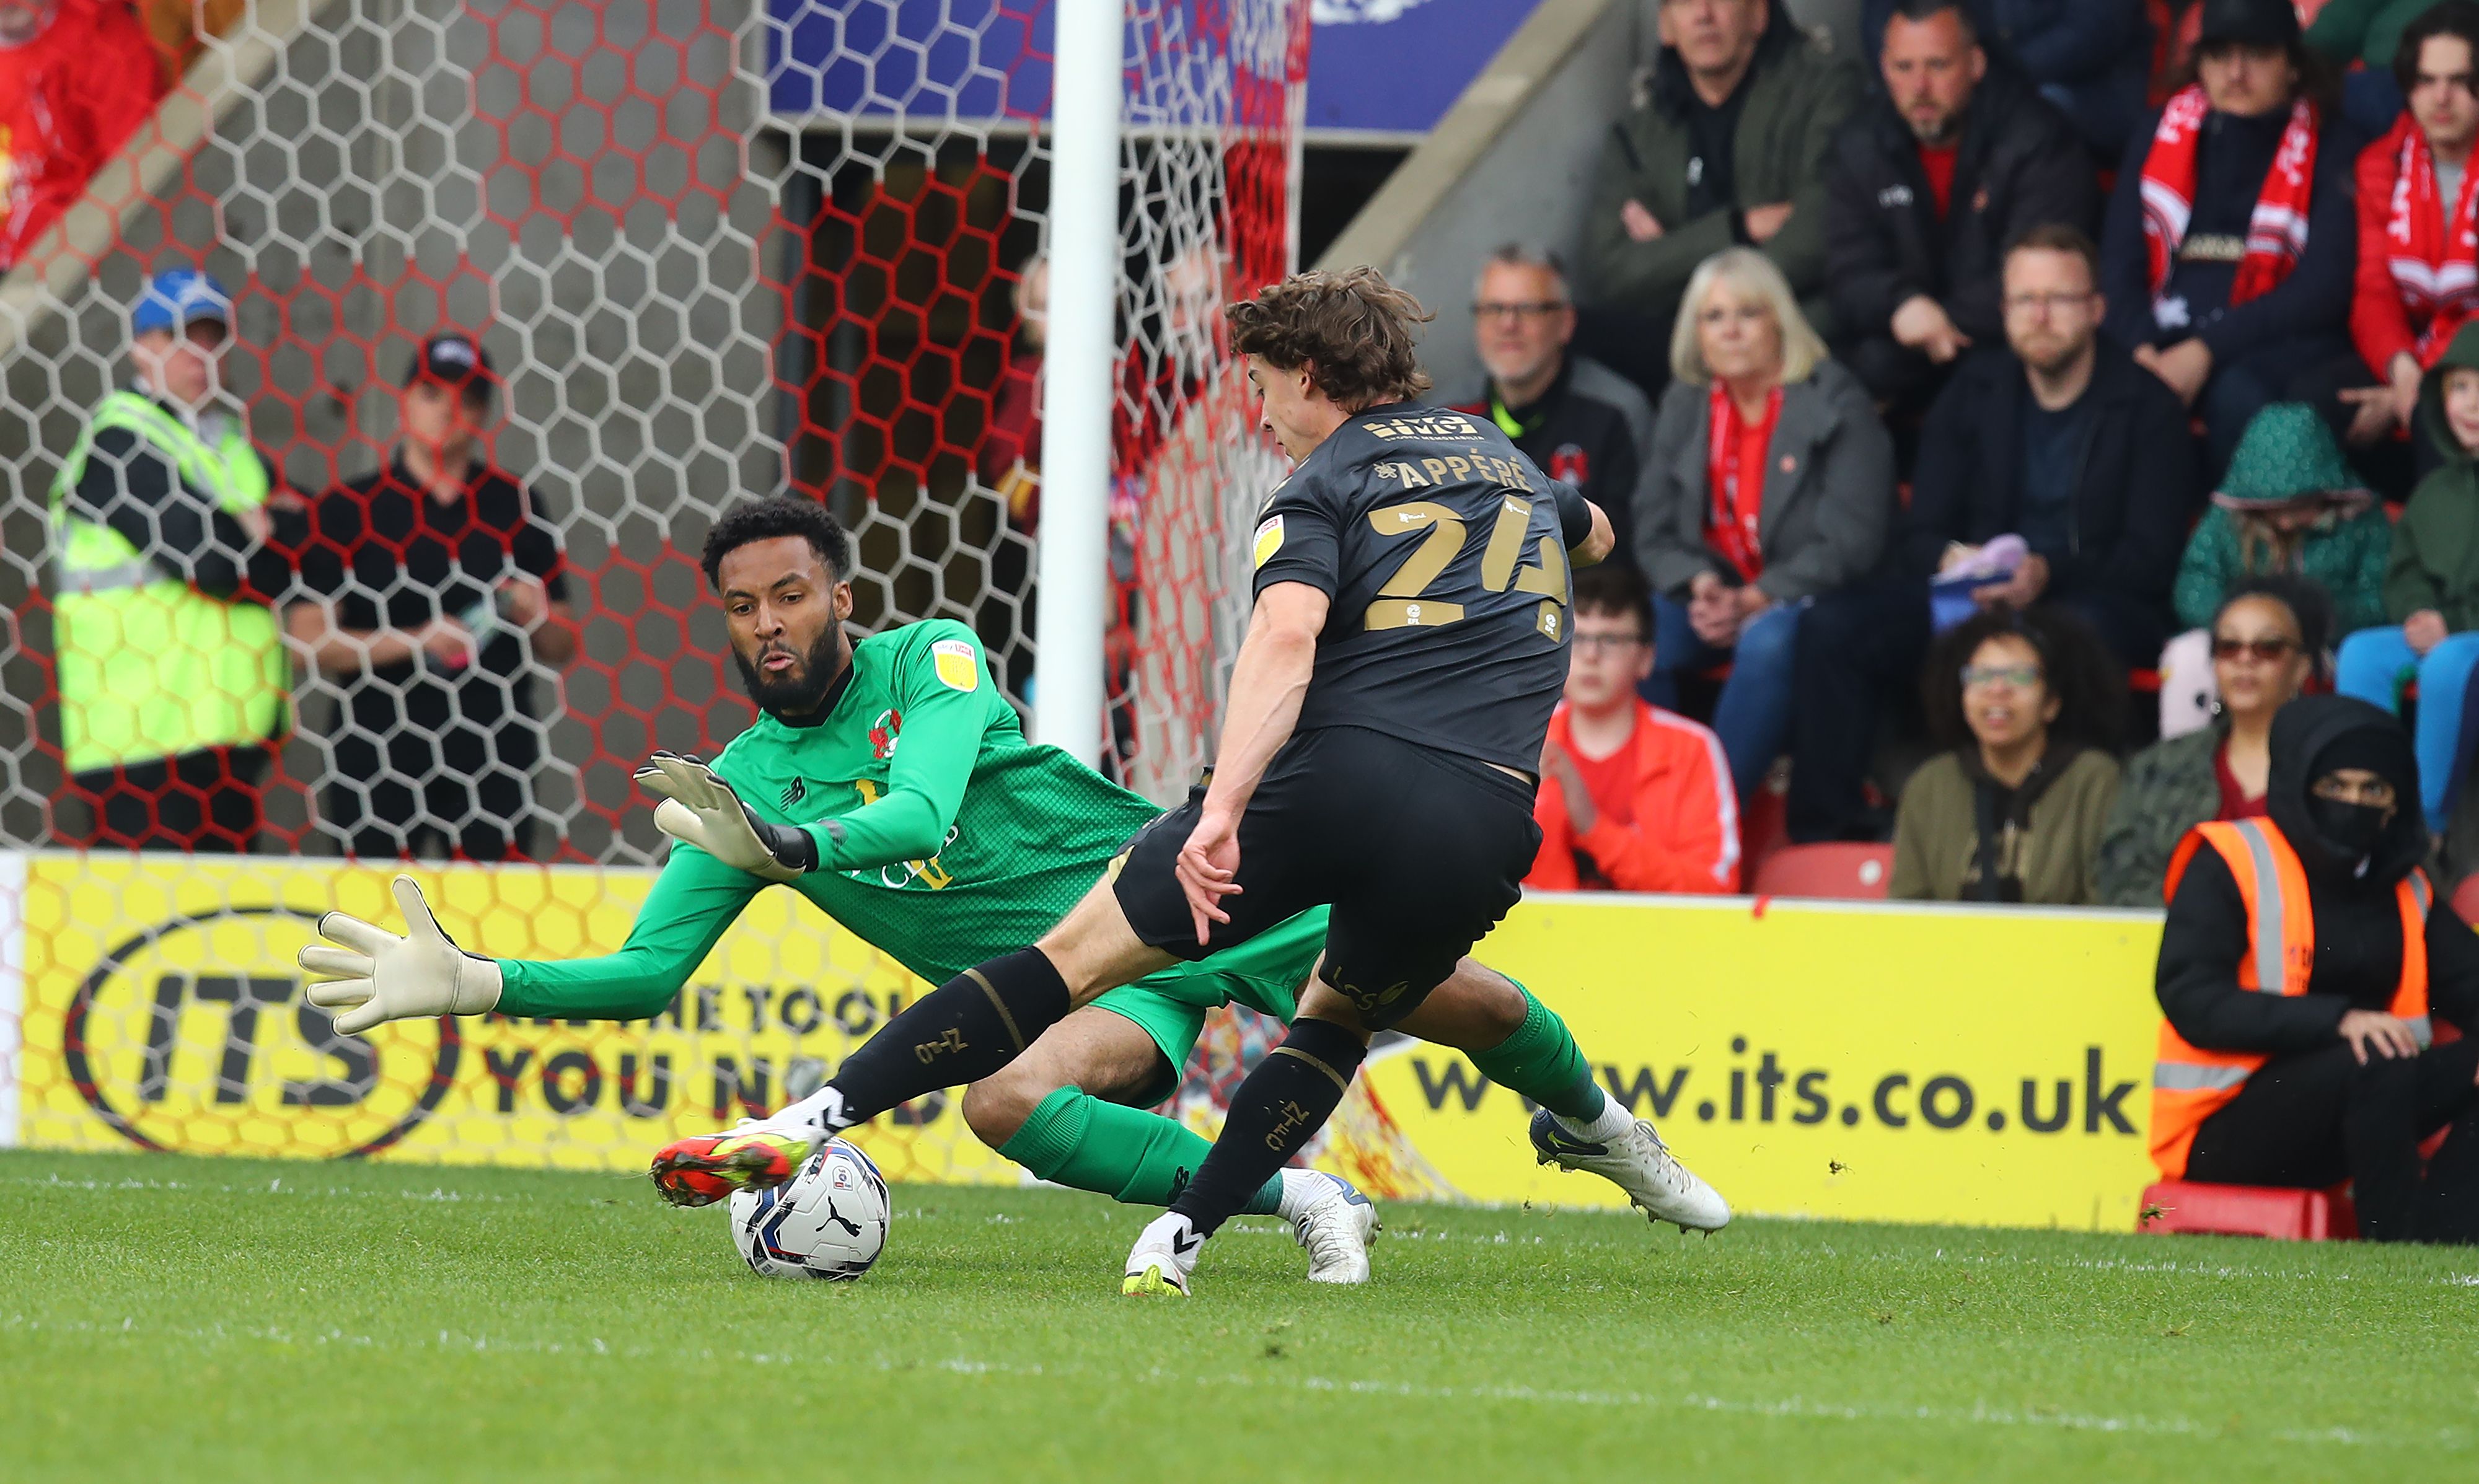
[1467,980,1604,1120]
[997,1087,1285,1214]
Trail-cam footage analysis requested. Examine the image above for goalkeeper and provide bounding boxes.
[301,497,1673,1282]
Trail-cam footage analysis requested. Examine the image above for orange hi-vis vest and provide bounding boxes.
[2151,817,2434,1178]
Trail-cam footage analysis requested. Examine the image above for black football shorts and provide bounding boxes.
[1112,725,1542,1029]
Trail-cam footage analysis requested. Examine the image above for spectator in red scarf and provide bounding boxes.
[2101,0,2361,476]
[2342,1,2479,483]
[0,0,164,271]
[1636,247,1896,801]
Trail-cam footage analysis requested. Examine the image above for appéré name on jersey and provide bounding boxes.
[1375,453,1541,494]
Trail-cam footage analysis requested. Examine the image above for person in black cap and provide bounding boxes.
[2099,0,2361,477]
[288,331,579,861]
[2151,695,2479,1244]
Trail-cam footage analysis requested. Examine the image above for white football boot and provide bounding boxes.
[1279,1169,1379,1284]
[1530,1108,1731,1232]
[1122,1213,1203,1297]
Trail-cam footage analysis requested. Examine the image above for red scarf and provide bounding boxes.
[1705,383,1779,584]
[2381,115,2479,359]
[2138,86,2320,318]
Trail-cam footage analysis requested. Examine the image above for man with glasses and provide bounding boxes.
[1785,226,2197,843]
[1525,562,1740,893]
[1455,245,1655,576]
[48,269,299,851]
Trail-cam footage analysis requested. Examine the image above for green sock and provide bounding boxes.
[998,1087,1286,1215]
[1467,980,1604,1121]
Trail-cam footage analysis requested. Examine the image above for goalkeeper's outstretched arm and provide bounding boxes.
[297,847,764,1031]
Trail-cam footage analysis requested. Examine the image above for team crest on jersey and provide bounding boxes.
[869,708,902,760]
[931,639,979,692]
[1253,514,1284,568]
[1549,444,1589,487]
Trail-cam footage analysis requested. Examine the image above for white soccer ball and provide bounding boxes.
[728,1137,891,1280]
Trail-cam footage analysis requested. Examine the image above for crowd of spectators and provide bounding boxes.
[1529,0,2479,903]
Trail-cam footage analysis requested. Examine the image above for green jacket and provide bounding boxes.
[2384,322,2479,628]
[2171,504,2393,636]
[2094,724,2224,908]
[1890,748,2121,905]
[1582,16,1861,337]
[2306,0,2435,71]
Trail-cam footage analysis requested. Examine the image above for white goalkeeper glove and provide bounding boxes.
[296,875,503,1035]
[634,750,818,882]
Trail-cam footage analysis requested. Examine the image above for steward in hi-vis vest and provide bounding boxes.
[48,269,294,851]
[2150,695,2479,1245]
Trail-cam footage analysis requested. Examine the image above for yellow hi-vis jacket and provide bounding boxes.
[47,390,287,773]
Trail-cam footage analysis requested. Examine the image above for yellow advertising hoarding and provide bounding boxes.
[0,853,2170,1231]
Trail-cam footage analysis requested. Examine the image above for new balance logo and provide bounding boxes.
[780,778,806,808]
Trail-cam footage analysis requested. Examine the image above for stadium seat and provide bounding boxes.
[2138,1180,2358,1240]
[1751,843,1892,901]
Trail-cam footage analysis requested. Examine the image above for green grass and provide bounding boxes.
[0,1150,2473,1482]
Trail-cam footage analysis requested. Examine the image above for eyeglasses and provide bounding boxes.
[2001,291,2095,317]
[1572,632,1645,654]
[2210,636,2299,661]
[1960,663,2041,690]
[1473,301,1568,323]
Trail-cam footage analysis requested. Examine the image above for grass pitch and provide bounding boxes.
[1,1149,2473,1482]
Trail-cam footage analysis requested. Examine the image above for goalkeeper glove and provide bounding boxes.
[296,875,503,1034]
[634,750,817,881]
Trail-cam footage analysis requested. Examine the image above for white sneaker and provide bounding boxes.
[1122,1212,1202,1297]
[1530,1109,1730,1231]
[1281,1170,1378,1284]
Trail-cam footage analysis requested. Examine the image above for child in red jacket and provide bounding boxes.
[1527,563,1741,893]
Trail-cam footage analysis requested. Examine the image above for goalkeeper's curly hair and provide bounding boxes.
[1226,266,1433,411]
[699,494,853,590]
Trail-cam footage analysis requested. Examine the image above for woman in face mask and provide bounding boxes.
[2151,695,2479,1242]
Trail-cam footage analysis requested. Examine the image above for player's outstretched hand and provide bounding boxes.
[297,875,503,1034]
[633,751,816,882]
[1174,806,1243,946]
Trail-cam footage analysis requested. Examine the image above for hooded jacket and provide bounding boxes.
[2383,322,2479,630]
[1583,8,1862,335]
[2155,695,2478,1053]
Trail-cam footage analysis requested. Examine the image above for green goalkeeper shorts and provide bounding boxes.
[1087,907,1324,1104]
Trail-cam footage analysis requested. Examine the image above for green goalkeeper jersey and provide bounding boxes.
[495,619,1175,1018]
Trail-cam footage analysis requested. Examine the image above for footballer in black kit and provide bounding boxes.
[1111,402,1594,1022]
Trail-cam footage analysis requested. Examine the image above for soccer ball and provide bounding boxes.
[728,1138,891,1280]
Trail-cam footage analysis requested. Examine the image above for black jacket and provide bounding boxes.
[2157,696,2477,1053]
[1895,341,2197,604]
[1454,354,1655,574]
[1823,72,2099,358]
[2101,103,2360,361]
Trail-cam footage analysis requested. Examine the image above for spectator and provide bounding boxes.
[1862,0,2154,160]
[2152,695,2479,1245]
[1890,604,2125,903]
[1580,0,1862,394]
[2102,0,2361,476]
[1826,0,2101,423]
[0,0,165,271]
[1787,226,2194,843]
[48,269,294,851]
[2340,1,2479,484]
[2337,319,2479,832]
[289,332,579,861]
[2165,406,2392,723]
[979,255,1046,535]
[2307,0,2442,137]
[2097,574,2330,905]
[1637,247,1896,801]
[138,0,246,89]
[1453,245,1655,571]
[1525,563,1740,894]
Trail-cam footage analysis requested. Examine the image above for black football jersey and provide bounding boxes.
[1251,402,1581,773]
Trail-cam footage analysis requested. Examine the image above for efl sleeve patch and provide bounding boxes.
[930,637,980,692]
[1253,514,1284,569]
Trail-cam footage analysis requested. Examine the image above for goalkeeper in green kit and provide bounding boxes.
[300,497,1693,1284]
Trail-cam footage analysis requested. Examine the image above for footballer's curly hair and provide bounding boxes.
[1226,266,1433,410]
[699,494,853,590]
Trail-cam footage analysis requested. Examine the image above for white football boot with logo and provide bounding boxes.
[1122,1212,1204,1297]
[1530,1107,1731,1232]
[1279,1169,1378,1284]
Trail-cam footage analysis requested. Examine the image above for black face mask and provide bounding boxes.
[2308,796,2392,860]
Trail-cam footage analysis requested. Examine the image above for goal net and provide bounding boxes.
[0,0,1448,1198]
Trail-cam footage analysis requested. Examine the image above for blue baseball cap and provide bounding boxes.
[130,270,234,338]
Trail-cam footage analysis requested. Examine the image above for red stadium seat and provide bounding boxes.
[1751,843,1892,901]
[2138,1180,2358,1240]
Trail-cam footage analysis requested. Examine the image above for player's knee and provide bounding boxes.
[961,1067,1055,1148]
